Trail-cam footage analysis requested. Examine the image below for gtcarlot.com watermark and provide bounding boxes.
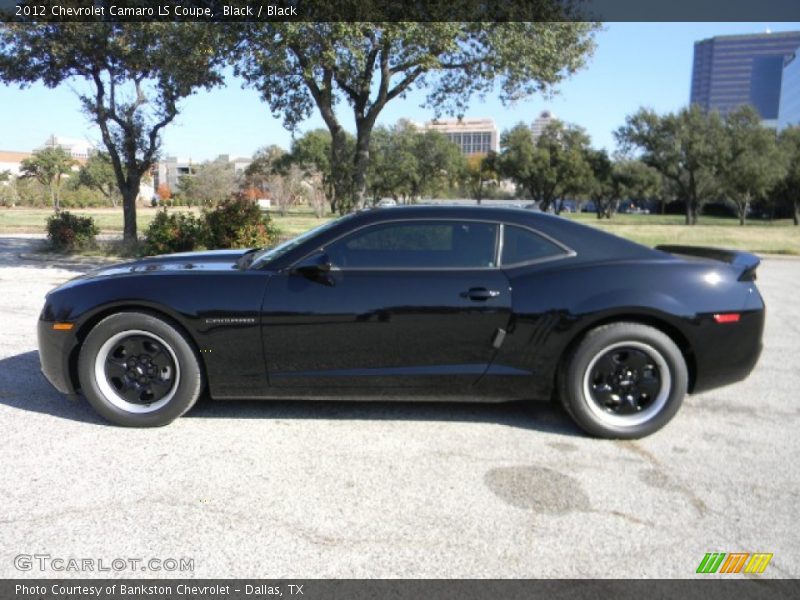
[14,553,194,573]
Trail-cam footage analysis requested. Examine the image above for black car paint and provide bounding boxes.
[37,206,765,404]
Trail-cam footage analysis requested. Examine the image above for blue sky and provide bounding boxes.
[1,22,799,160]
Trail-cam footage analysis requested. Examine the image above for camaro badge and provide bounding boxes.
[204,317,256,325]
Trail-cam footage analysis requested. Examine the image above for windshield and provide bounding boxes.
[249,215,349,268]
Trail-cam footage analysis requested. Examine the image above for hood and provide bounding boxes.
[52,249,253,291]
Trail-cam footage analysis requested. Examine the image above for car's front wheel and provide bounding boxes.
[78,311,203,427]
[560,322,688,439]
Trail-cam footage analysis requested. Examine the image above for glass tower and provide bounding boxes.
[778,53,800,130]
[690,31,800,124]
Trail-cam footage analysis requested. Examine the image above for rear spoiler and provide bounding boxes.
[656,245,760,281]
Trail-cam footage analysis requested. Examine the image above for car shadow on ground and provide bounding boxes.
[0,350,584,436]
[0,235,111,270]
[0,351,106,424]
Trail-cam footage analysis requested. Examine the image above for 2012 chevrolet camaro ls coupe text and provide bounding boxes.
[38,206,764,438]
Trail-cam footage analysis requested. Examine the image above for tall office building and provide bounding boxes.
[424,118,498,155]
[778,52,800,130]
[531,110,557,140]
[691,31,800,126]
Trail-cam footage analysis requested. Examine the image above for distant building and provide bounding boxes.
[0,135,95,176]
[691,31,800,125]
[423,118,498,155]
[778,52,800,130]
[531,110,557,139]
[38,134,96,161]
[154,154,252,194]
[0,150,33,176]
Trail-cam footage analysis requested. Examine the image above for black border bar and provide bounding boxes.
[1,0,800,22]
[3,579,800,600]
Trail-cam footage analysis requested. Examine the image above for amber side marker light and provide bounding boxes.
[713,313,741,324]
[52,323,75,331]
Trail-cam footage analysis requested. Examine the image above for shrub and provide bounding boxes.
[143,209,201,256]
[202,197,280,249]
[46,211,100,252]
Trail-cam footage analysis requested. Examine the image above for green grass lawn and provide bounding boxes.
[0,206,197,234]
[1,206,798,255]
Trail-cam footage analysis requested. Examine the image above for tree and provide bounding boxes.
[367,125,419,203]
[245,145,287,196]
[613,159,661,215]
[19,146,75,210]
[463,152,499,205]
[412,129,464,200]
[499,121,592,212]
[366,125,462,203]
[234,20,597,213]
[777,127,800,225]
[0,23,226,242]
[584,148,616,218]
[78,152,120,207]
[616,105,724,225]
[179,158,241,207]
[288,129,355,213]
[719,106,785,225]
[586,152,662,220]
[270,164,310,216]
[157,183,172,203]
[0,170,17,207]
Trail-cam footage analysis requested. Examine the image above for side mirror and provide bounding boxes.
[293,251,332,275]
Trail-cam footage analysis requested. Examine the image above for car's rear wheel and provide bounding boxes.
[78,311,203,427]
[560,322,688,439]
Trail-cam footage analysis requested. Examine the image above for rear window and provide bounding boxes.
[501,225,566,265]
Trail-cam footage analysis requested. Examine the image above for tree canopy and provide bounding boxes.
[368,125,463,204]
[499,120,592,212]
[718,106,785,225]
[233,20,598,212]
[616,105,725,225]
[0,23,227,241]
[19,146,75,211]
[79,152,120,207]
[776,127,800,225]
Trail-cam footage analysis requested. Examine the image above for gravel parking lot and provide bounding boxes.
[0,235,798,579]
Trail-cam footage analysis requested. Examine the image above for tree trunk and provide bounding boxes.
[121,183,139,243]
[794,200,799,226]
[685,199,699,225]
[352,128,372,211]
[738,194,749,226]
[329,126,350,214]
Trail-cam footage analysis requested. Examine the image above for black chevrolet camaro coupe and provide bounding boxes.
[38,206,764,438]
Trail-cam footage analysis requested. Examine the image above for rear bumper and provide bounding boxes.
[37,316,79,396]
[689,308,764,394]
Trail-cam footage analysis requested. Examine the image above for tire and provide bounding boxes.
[559,322,688,439]
[78,311,203,427]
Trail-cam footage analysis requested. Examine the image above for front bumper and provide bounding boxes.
[37,316,79,396]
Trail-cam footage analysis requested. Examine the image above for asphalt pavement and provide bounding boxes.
[0,235,798,578]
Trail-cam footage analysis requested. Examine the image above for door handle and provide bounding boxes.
[461,287,501,301]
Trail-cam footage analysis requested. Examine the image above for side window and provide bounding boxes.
[501,225,567,266]
[326,221,498,269]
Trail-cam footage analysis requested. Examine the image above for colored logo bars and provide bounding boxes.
[696,552,773,574]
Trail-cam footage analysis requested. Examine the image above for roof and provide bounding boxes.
[343,205,660,263]
[0,150,33,162]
